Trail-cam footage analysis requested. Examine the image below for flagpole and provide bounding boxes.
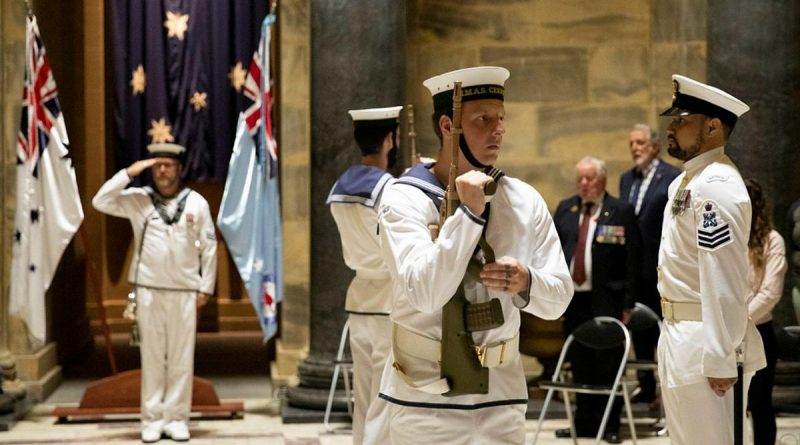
[77,226,117,375]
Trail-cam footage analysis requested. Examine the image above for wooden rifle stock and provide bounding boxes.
[407,104,417,166]
[439,81,463,231]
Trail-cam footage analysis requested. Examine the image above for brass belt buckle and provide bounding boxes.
[661,298,673,322]
[474,344,487,366]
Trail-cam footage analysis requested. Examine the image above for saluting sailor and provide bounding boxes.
[363,66,572,444]
[657,75,766,444]
[326,106,402,445]
[92,143,217,443]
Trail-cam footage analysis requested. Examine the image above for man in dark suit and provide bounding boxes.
[619,124,680,404]
[553,156,641,443]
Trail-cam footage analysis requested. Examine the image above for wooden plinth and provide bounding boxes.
[51,369,243,423]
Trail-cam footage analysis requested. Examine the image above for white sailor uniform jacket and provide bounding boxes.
[327,165,394,314]
[657,147,765,387]
[92,169,217,295]
[376,163,573,407]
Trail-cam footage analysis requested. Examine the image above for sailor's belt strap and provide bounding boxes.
[661,298,702,322]
[393,324,519,368]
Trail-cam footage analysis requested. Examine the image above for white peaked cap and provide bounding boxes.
[661,74,749,127]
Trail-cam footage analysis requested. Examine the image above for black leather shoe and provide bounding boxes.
[603,431,622,444]
[554,428,572,438]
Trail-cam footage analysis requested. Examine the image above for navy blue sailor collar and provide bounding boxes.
[394,162,444,198]
[326,164,394,208]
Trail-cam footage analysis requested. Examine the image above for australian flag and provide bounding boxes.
[10,15,84,347]
[218,15,283,342]
[110,0,267,182]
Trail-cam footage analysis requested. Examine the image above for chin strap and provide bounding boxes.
[459,137,492,169]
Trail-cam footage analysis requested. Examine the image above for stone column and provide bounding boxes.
[708,0,800,329]
[0,0,29,403]
[285,0,405,413]
[272,0,312,390]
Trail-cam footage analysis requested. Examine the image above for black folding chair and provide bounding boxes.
[625,302,667,433]
[532,316,637,445]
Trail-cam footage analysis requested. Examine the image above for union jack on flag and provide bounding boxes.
[10,15,83,346]
[242,29,279,180]
[218,14,283,342]
[17,16,66,172]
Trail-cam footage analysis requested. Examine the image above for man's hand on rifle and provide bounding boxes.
[455,170,493,216]
[708,376,737,397]
[480,256,530,295]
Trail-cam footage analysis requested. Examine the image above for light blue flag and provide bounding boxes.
[217,15,283,342]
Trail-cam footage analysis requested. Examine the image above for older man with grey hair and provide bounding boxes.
[619,124,680,405]
[552,156,642,443]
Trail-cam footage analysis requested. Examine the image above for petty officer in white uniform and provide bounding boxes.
[327,106,402,444]
[92,143,217,443]
[363,66,573,445]
[657,75,766,444]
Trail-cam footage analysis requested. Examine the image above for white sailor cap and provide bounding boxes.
[423,66,510,114]
[660,74,749,128]
[348,106,403,129]
[147,143,186,159]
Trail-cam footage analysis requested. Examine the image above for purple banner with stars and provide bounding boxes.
[110,0,267,182]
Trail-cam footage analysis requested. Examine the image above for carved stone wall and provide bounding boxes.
[407,0,707,204]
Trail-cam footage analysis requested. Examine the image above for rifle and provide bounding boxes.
[734,347,744,445]
[438,81,503,396]
[407,104,418,166]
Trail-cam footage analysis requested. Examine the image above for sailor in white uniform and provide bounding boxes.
[327,106,402,444]
[92,143,217,443]
[363,67,572,445]
[657,75,766,444]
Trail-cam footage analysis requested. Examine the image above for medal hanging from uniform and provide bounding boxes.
[671,175,692,216]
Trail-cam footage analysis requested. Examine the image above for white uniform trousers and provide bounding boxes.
[349,313,392,445]
[660,368,753,445]
[364,398,525,445]
[136,287,197,427]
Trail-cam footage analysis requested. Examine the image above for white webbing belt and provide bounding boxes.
[661,298,702,322]
[391,323,519,394]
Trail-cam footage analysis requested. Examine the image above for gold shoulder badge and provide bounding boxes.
[570,205,578,213]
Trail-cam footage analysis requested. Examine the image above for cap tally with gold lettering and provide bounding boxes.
[423,66,510,114]
[660,74,749,129]
[146,142,185,159]
[348,106,403,129]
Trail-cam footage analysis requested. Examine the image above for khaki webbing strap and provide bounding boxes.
[661,297,702,321]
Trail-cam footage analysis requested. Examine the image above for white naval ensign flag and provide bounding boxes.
[10,15,84,347]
